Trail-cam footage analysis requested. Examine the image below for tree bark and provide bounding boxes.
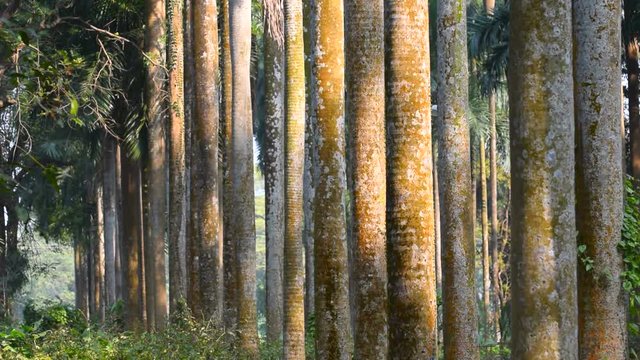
[145,0,168,330]
[312,0,352,358]
[282,0,306,356]
[230,0,258,353]
[385,0,437,358]
[74,238,90,319]
[480,135,491,336]
[102,136,118,309]
[437,1,478,357]
[93,182,105,322]
[302,0,316,329]
[628,1,640,180]
[345,0,387,358]
[264,0,286,342]
[508,1,578,358]
[166,0,185,317]
[574,1,627,358]
[192,0,222,322]
[120,153,145,331]
[221,0,237,331]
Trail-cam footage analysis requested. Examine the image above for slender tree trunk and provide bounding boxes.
[146,0,168,330]
[628,2,640,180]
[480,135,491,336]
[437,1,478,358]
[302,0,316,329]
[183,0,194,303]
[0,208,6,320]
[282,0,306,356]
[345,0,387,358]
[221,0,237,330]
[115,143,124,302]
[103,137,118,309]
[75,238,90,319]
[192,0,222,322]
[488,96,501,342]
[312,0,351,358]
[121,153,145,331]
[508,1,578,358]
[434,142,442,293]
[385,1,437,358]
[230,0,258,353]
[166,0,185,316]
[264,0,286,343]
[94,182,106,322]
[574,1,627,358]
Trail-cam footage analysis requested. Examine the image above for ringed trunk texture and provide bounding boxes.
[385,0,437,358]
[508,1,578,358]
[283,0,307,357]
[167,0,185,316]
[302,0,316,327]
[436,0,478,357]
[480,134,491,334]
[192,0,222,322]
[120,153,145,331]
[345,0,388,358]
[264,0,285,342]
[146,0,169,330]
[186,0,203,317]
[102,136,119,309]
[488,94,500,341]
[312,0,352,358]
[574,1,627,358]
[221,0,238,330]
[230,0,258,353]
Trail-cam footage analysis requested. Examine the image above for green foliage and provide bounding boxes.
[622,177,640,336]
[23,301,86,332]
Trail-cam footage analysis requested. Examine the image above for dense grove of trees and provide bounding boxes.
[0,0,640,358]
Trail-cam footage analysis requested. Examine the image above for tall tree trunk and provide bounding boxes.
[264,0,286,343]
[508,1,577,358]
[282,0,306,356]
[115,143,124,302]
[183,0,194,303]
[574,1,627,358]
[146,0,168,330]
[628,2,640,179]
[385,0,437,358]
[103,136,118,309]
[121,153,145,331]
[434,142,442,293]
[192,0,222,322]
[93,182,106,322]
[75,238,90,319]
[312,0,351,358]
[345,0,387,357]
[488,96,501,342]
[166,0,185,317]
[0,208,6,319]
[221,0,237,330]
[480,135,491,336]
[302,0,316,329]
[437,0,478,357]
[230,0,258,353]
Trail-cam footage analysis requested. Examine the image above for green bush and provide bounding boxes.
[23,301,87,332]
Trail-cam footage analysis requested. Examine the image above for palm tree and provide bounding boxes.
[264,0,285,341]
[480,134,490,334]
[282,0,306,356]
[509,0,577,358]
[230,0,258,353]
[192,0,222,322]
[144,0,168,328]
[302,0,316,329]
[574,0,627,358]
[385,0,437,357]
[345,0,387,358]
[102,136,119,309]
[312,0,351,357]
[221,0,237,330]
[437,0,478,357]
